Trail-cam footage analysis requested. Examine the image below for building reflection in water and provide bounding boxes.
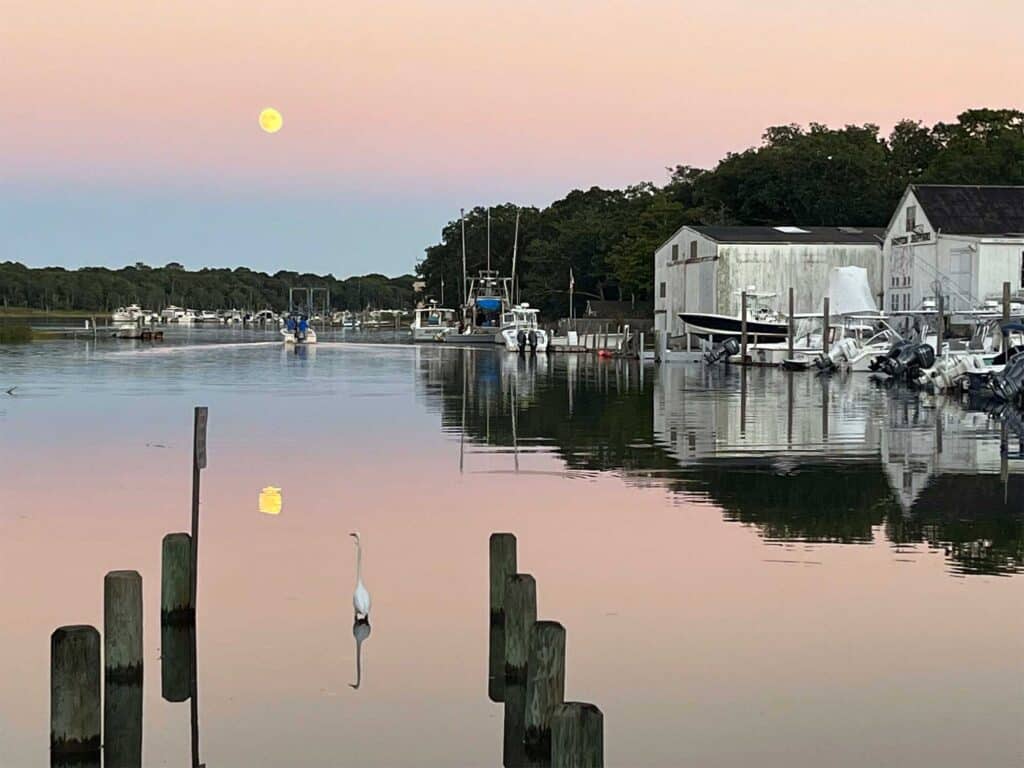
[417,347,1022,577]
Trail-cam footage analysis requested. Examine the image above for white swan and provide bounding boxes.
[350,532,371,621]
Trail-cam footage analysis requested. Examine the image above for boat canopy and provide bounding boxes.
[476,297,503,312]
[820,266,878,317]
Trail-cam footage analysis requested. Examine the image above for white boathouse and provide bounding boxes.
[883,185,1024,314]
[653,225,884,338]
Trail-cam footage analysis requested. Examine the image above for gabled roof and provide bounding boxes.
[912,185,1024,236]
[690,225,884,245]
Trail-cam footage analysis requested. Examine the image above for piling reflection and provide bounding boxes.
[418,348,1024,576]
[103,680,142,768]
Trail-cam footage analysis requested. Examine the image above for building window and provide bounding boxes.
[671,244,679,261]
[659,282,666,298]
[906,205,917,233]
[690,241,698,260]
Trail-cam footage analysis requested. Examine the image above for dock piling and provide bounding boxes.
[936,291,944,352]
[504,574,537,683]
[822,296,830,354]
[524,620,567,759]
[787,287,794,360]
[104,570,143,683]
[51,625,101,757]
[740,291,748,362]
[489,533,518,702]
[162,533,193,623]
[1003,281,1011,321]
[103,679,142,768]
[552,703,604,768]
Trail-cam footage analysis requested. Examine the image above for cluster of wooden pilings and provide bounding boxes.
[51,408,207,767]
[50,571,144,768]
[489,533,603,768]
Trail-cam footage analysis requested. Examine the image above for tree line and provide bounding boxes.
[417,108,1024,317]
[0,261,417,313]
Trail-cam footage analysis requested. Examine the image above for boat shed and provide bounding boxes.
[653,225,884,337]
[883,184,1024,314]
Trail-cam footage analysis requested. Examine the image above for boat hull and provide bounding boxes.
[411,326,455,342]
[500,327,549,352]
[443,331,502,345]
[679,312,788,342]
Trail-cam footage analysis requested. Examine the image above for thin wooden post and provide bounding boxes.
[740,291,748,362]
[104,679,142,768]
[489,533,517,702]
[936,291,944,353]
[51,625,101,757]
[504,574,536,683]
[104,570,142,683]
[787,287,794,360]
[1003,281,1011,321]
[190,406,208,614]
[552,703,604,768]
[162,533,193,623]
[525,621,567,760]
[822,296,830,354]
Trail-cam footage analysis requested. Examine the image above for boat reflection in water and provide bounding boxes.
[416,347,1022,577]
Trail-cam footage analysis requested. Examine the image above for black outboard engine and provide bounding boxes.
[527,330,538,354]
[989,353,1024,402]
[516,329,527,354]
[875,342,935,380]
[703,337,740,366]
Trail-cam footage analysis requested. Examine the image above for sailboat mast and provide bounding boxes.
[486,207,491,273]
[460,209,467,307]
[511,209,520,305]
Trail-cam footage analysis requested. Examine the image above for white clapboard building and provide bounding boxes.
[883,185,1024,314]
[653,225,884,337]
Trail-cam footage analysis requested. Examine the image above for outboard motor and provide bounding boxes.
[876,342,935,380]
[703,337,740,366]
[989,353,1024,402]
[527,330,538,354]
[516,329,527,354]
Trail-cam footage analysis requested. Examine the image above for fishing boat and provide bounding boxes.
[411,301,458,342]
[680,291,788,342]
[446,269,510,345]
[499,304,549,353]
[280,315,317,345]
[111,304,144,323]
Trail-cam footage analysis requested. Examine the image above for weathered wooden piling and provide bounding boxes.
[552,703,604,768]
[503,682,528,768]
[160,622,194,703]
[822,296,830,354]
[104,570,143,683]
[490,533,518,702]
[51,625,101,756]
[504,574,537,683]
[162,532,193,623]
[490,533,518,622]
[787,287,795,360]
[740,291,748,361]
[1003,281,1011,321]
[524,621,566,759]
[103,680,142,768]
[936,291,945,352]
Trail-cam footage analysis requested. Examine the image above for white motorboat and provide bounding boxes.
[681,291,788,342]
[177,309,197,324]
[196,310,219,323]
[111,304,144,323]
[411,301,458,342]
[500,304,549,353]
[281,316,317,345]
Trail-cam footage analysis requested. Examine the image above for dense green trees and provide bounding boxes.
[0,261,416,313]
[419,109,1024,317]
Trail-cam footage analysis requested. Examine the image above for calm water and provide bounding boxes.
[1,330,1022,767]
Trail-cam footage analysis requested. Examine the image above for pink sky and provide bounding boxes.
[5,0,1023,191]
[2,1,1022,275]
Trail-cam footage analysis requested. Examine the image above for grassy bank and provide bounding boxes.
[0,324,33,343]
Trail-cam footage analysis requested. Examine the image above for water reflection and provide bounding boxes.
[417,348,1023,576]
[350,619,371,690]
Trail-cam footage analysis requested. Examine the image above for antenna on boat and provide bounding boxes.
[460,208,467,308]
[511,208,520,306]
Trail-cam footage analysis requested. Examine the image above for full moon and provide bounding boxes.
[259,108,283,134]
